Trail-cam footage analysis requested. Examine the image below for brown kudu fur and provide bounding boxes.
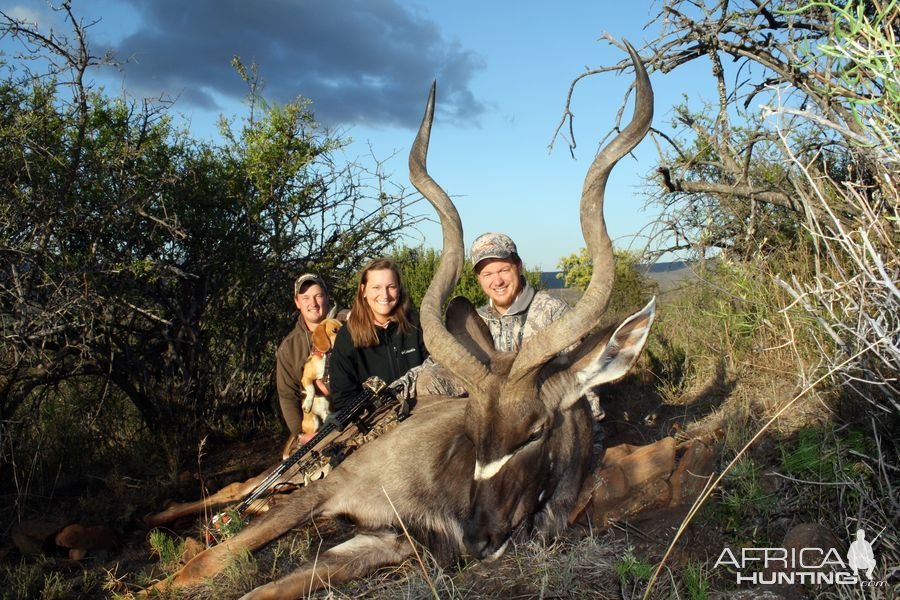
[145,41,654,599]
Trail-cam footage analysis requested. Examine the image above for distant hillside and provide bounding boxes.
[542,261,697,292]
[540,271,567,289]
[637,261,699,293]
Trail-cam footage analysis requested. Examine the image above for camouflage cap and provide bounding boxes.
[470,232,519,269]
[294,273,328,296]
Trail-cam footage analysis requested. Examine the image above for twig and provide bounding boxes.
[764,471,855,486]
[382,486,441,600]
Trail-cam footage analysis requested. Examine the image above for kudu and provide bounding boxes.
[147,42,654,599]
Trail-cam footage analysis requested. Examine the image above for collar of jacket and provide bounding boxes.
[375,319,399,334]
[489,279,535,317]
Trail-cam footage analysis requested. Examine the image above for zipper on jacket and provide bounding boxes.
[383,324,401,382]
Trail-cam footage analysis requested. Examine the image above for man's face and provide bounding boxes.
[294,284,328,330]
[476,258,522,313]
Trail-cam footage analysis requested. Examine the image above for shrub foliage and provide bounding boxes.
[0,5,419,487]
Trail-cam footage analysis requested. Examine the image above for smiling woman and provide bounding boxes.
[363,268,400,325]
[328,258,429,412]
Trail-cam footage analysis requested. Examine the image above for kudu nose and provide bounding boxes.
[466,534,506,560]
[464,519,510,560]
[466,537,490,559]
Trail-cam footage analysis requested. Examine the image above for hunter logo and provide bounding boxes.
[847,529,876,580]
[714,527,887,588]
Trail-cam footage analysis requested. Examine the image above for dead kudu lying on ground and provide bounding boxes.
[146,43,655,598]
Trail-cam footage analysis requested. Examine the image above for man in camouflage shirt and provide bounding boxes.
[469,232,569,352]
[415,232,570,397]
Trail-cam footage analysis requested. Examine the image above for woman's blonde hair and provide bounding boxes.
[347,258,417,348]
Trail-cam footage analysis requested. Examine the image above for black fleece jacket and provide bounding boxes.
[328,319,428,412]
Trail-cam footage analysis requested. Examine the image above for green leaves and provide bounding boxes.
[556,248,657,314]
[0,9,419,451]
[392,246,488,309]
[556,247,593,291]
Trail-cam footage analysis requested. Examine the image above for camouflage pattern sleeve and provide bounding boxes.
[387,361,426,402]
[522,291,570,342]
[414,357,469,397]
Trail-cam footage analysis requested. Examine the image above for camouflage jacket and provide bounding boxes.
[413,283,570,399]
[476,283,570,352]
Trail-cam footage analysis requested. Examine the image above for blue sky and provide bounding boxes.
[4,1,716,269]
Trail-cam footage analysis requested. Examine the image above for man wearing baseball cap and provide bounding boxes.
[468,233,605,418]
[416,232,570,397]
[469,232,569,352]
[275,273,345,439]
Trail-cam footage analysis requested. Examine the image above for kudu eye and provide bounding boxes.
[517,427,544,451]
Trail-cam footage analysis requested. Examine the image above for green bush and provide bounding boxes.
[556,248,657,314]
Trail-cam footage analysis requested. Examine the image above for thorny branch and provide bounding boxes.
[553,0,894,258]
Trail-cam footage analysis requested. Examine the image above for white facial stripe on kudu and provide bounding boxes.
[473,453,514,481]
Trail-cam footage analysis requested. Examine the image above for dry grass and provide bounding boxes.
[201,528,631,599]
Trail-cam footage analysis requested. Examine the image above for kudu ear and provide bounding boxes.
[572,297,656,399]
[445,296,496,365]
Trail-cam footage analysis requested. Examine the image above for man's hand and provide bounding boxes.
[321,412,345,432]
[387,381,412,419]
